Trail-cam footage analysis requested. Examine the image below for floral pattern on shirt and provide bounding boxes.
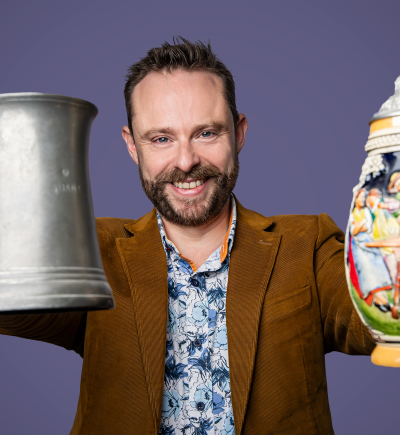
[158,195,237,435]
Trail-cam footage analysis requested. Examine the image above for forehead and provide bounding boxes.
[131,69,229,128]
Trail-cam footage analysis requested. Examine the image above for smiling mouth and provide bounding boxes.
[170,178,207,190]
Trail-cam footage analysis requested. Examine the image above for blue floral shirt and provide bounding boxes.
[157,195,237,435]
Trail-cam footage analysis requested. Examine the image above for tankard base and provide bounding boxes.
[0,269,115,314]
[371,343,400,367]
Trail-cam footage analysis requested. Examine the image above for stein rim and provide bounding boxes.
[0,92,98,115]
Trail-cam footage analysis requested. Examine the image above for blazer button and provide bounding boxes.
[196,401,205,411]
[194,339,202,348]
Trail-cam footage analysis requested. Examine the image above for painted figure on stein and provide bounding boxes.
[346,76,400,366]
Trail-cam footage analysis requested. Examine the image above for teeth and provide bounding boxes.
[173,179,204,189]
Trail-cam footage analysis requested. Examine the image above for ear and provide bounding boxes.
[122,125,139,166]
[235,113,248,154]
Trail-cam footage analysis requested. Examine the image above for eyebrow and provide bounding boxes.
[139,122,229,141]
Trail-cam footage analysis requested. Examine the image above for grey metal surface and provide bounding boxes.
[370,76,400,123]
[0,93,115,313]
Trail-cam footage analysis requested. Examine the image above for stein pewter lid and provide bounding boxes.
[370,76,400,123]
[365,76,400,155]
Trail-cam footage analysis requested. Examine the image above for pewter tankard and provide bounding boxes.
[0,93,115,313]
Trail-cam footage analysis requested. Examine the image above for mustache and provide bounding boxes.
[156,164,222,184]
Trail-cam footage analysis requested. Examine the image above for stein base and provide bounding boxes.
[0,279,115,314]
[371,343,400,367]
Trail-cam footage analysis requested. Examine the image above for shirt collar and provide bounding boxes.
[156,193,237,267]
[221,194,237,263]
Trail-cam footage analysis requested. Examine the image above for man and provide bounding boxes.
[0,38,374,435]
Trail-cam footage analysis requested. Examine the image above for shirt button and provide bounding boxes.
[194,339,202,348]
[191,278,199,287]
[196,401,205,411]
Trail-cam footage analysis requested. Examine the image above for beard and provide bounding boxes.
[138,151,239,227]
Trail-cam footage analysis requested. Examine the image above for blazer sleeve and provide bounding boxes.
[314,213,376,355]
[0,311,87,357]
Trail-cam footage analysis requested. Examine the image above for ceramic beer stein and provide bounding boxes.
[345,77,400,367]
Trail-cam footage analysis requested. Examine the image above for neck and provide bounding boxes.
[160,198,231,265]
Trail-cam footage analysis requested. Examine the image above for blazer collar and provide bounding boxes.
[117,195,280,434]
[122,194,275,235]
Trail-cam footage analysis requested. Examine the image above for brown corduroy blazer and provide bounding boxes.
[0,196,375,434]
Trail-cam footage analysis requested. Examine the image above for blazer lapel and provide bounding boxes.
[116,209,168,430]
[227,197,281,434]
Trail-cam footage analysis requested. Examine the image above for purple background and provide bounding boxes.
[0,1,399,433]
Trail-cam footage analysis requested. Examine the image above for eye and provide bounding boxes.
[200,131,214,138]
[155,137,169,143]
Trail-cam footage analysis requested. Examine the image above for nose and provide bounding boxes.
[173,139,201,174]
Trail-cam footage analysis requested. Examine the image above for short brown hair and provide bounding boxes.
[124,36,239,137]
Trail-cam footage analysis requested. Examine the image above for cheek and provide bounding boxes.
[203,147,234,170]
[140,152,172,178]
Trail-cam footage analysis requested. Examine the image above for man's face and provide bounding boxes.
[122,69,247,226]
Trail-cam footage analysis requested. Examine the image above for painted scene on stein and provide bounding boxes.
[346,151,400,338]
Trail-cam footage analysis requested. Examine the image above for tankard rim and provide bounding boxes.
[0,92,98,115]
